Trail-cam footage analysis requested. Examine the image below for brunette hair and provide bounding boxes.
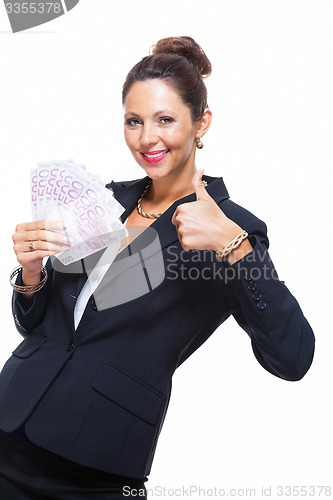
[122,36,212,122]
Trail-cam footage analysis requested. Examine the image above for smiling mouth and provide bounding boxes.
[142,149,170,158]
[141,149,170,164]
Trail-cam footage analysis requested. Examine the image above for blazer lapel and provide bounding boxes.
[109,177,149,224]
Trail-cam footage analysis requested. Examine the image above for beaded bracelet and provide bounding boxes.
[216,230,248,261]
[9,265,48,294]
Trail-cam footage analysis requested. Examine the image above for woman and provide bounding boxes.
[0,36,315,499]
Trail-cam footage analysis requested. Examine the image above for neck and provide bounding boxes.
[146,167,197,204]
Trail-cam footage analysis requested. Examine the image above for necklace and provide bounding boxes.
[137,181,162,219]
[137,177,208,219]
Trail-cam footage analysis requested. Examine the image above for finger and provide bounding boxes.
[26,229,71,245]
[16,220,66,233]
[17,240,70,254]
[171,208,178,226]
[174,225,183,246]
[18,249,65,268]
[192,169,211,201]
[172,204,189,226]
[13,230,71,248]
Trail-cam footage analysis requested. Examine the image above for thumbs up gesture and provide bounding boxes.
[171,170,250,261]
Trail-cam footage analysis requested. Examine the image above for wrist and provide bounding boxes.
[10,265,48,295]
[215,229,252,264]
[226,238,253,265]
[22,268,43,287]
[212,219,242,252]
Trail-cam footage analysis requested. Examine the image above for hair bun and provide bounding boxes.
[150,36,212,78]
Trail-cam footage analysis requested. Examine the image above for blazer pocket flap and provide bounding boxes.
[93,362,163,425]
[12,334,47,359]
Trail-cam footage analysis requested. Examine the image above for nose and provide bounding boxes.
[140,123,159,148]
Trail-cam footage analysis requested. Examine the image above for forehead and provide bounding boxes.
[124,79,189,116]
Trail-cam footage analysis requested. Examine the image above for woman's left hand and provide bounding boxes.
[171,170,252,263]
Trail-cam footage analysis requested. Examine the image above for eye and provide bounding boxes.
[159,117,174,125]
[126,118,142,126]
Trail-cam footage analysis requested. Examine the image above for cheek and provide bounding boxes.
[165,127,194,150]
[124,131,137,150]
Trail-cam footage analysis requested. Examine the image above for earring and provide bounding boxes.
[196,138,204,149]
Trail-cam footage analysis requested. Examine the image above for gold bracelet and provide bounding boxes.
[10,266,48,294]
[216,230,248,261]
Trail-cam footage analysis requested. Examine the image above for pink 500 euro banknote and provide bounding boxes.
[30,160,128,265]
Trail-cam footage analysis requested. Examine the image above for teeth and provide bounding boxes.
[144,150,169,158]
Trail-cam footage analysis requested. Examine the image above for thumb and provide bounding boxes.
[192,169,211,201]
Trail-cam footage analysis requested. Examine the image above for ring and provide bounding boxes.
[199,180,208,187]
[28,241,34,251]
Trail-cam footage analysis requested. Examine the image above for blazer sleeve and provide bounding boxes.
[221,204,315,382]
[12,258,54,337]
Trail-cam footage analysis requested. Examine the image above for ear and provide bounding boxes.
[195,108,213,140]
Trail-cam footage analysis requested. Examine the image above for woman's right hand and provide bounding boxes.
[12,220,70,286]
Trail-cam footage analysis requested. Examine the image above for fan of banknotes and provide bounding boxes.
[30,160,127,265]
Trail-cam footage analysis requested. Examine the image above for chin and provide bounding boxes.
[139,164,169,180]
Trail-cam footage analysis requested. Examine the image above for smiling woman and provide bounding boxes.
[0,36,315,499]
[123,39,211,176]
[121,37,215,232]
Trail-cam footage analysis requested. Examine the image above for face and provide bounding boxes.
[124,79,200,182]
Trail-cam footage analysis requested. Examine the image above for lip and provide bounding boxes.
[141,149,170,164]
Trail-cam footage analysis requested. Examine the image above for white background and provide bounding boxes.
[0,0,332,496]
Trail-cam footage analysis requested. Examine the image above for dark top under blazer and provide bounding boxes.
[0,175,315,479]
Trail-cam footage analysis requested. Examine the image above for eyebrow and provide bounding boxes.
[124,110,174,118]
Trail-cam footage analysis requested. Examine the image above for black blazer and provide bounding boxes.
[0,175,315,479]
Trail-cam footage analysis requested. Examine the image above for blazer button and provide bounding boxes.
[252,291,262,301]
[247,282,257,291]
[244,273,252,282]
[91,298,97,310]
[66,341,75,352]
[257,300,267,310]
